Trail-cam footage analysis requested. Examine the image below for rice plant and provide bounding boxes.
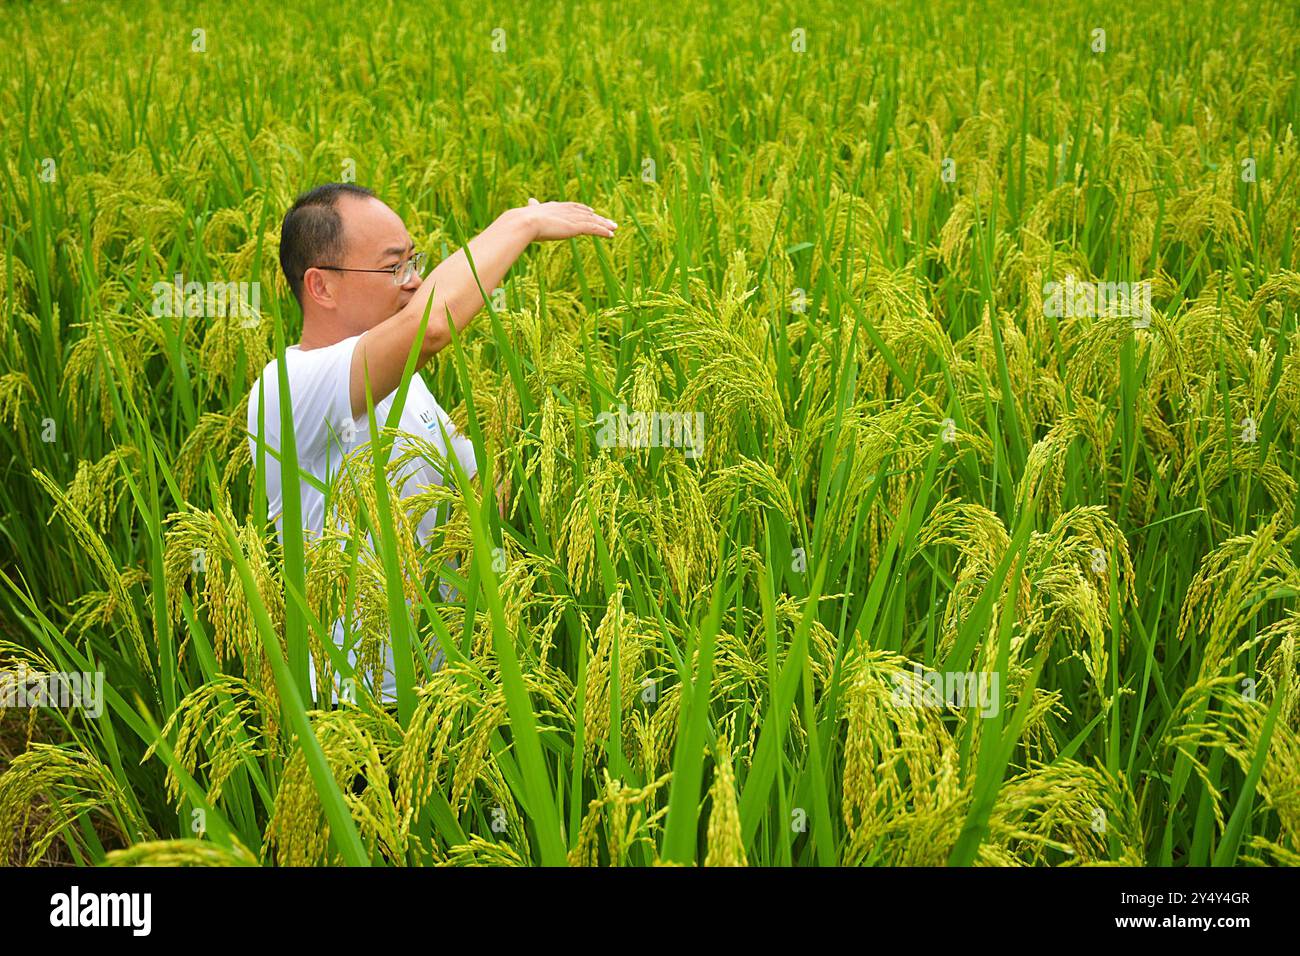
[1,0,1298,867]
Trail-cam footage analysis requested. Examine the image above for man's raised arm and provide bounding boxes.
[346,200,616,420]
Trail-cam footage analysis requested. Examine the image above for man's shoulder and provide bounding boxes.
[246,337,361,400]
[245,356,282,419]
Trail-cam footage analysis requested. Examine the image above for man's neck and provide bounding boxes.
[298,317,348,352]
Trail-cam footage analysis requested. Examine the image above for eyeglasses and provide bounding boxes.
[313,250,426,287]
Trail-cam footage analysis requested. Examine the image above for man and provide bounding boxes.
[245,183,617,706]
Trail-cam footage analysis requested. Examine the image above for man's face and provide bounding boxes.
[309,194,420,331]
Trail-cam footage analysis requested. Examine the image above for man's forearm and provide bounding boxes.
[407,208,535,360]
[345,200,608,420]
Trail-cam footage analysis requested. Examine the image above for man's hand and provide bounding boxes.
[521,197,617,241]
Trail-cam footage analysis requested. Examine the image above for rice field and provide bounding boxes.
[1,0,1299,868]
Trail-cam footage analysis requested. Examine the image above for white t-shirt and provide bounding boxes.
[245,333,477,705]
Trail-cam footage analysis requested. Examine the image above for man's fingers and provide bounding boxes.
[574,214,614,236]
[527,202,618,240]
[576,211,616,237]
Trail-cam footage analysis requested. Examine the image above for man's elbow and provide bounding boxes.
[415,301,455,362]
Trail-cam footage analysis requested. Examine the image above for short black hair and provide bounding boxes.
[278,183,376,308]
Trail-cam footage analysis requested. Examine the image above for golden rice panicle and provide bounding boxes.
[448,688,510,818]
[300,524,369,701]
[800,400,929,553]
[1170,407,1297,533]
[392,667,474,832]
[647,457,718,603]
[938,194,978,273]
[807,188,875,285]
[161,506,222,650]
[703,455,797,527]
[141,676,280,808]
[638,680,683,778]
[455,351,519,458]
[437,834,526,867]
[1013,506,1139,692]
[704,733,747,867]
[1243,837,1300,868]
[1167,167,1248,251]
[555,454,633,593]
[174,403,254,502]
[1014,414,1085,520]
[567,768,672,867]
[1168,277,1251,394]
[582,587,637,768]
[918,496,1012,575]
[161,499,289,717]
[988,760,1144,866]
[0,652,54,747]
[196,311,270,405]
[917,497,1029,662]
[264,708,405,866]
[1162,672,1300,851]
[1256,611,1300,728]
[59,313,145,434]
[30,467,153,687]
[1175,515,1300,680]
[625,353,663,430]
[0,743,153,866]
[66,565,149,646]
[837,647,955,865]
[769,594,841,692]
[960,303,1037,409]
[0,370,39,459]
[104,836,260,867]
[65,445,140,535]
[517,391,571,529]
[1245,270,1300,330]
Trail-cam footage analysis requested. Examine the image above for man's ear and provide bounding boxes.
[303,268,336,309]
